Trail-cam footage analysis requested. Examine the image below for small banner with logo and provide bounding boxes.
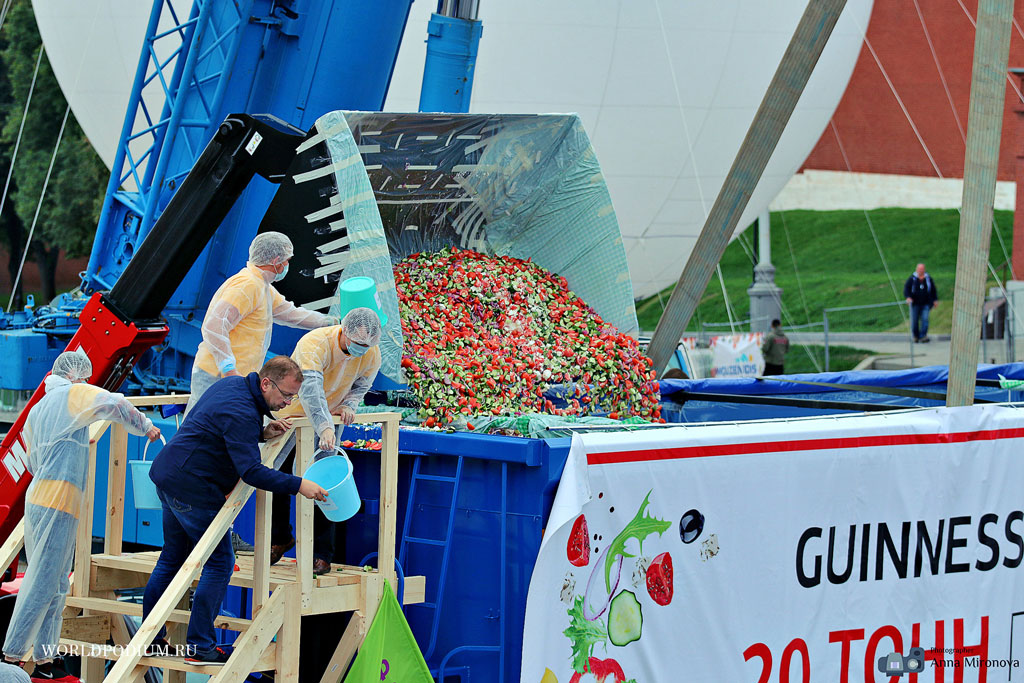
[344,583,433,683]
[710,333,764,377]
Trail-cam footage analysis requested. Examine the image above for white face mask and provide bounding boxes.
[273,263,289,282]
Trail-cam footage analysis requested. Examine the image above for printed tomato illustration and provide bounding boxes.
[646,551,673,606]
[568,657,626,683]
[567,514,590,567]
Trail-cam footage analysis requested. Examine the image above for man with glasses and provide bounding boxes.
[269,307,383,575]
[143,356,327,665]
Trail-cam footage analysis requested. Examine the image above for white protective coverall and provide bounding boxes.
[3,367,154,662]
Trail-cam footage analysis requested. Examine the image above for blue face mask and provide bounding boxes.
[347,341,369,357]
[273,263,289,282]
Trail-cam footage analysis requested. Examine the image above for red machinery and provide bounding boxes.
[0,114,306,572]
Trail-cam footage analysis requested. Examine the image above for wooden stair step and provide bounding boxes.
[65,596,251,631]
[91,552,398,589]
[58,639,277,674]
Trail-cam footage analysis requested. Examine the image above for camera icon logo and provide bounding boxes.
[877,648,926,677]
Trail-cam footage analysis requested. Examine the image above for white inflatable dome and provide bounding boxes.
[32,0,872,298]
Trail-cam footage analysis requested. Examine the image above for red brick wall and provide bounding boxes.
[0,247,89,299]
[803,0,1024,180]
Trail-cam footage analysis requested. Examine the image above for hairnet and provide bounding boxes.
[342,307,382,346]
[248,231,294,266]
[51,351,93,382]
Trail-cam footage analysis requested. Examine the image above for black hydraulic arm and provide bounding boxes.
[108,113,306,322]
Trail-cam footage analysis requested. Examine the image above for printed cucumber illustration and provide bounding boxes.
[607,590,642,647]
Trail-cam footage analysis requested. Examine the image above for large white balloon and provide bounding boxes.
[33,0,872,298]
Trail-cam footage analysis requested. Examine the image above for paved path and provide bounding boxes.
[786,332,1018,370]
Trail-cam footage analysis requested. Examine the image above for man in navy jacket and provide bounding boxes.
[142,356,326,665]
[903,262,938,343]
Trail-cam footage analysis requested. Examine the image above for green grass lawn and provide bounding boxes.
[636,208,1015,334]
[785,344,877,374]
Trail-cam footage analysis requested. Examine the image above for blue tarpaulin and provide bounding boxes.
[658,363,1024,423]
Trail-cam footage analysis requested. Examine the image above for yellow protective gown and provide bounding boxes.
[186,263,332,414]
[276,325,381,441]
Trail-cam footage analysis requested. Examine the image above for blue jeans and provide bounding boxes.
[142,489,234,655]
[911,304,931,340]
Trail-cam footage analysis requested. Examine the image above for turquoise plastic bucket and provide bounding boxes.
[304,454,360,522]
[130,436,165,510]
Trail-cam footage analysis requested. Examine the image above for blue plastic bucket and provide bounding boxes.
[130,436,165,510]
[304,454,360,522]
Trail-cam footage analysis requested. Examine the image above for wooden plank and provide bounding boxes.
[352,412,401,425]
[402,575,426,605]
[89,565,149,592]
[60,614,109,644]
[276,584,301,682]
[0,519,24,572]
[125,395,189,407]
[64,596,252,631]
[253,489,271,615]
[295,426,314,611]
[165,594,189,683]
[305,584,361,615]
[377,417,399,590]
[105,424,128,555]
[946,0,1014,405]
[317,613,364,683]
[74,422,108,600]
[359,574,383,637]
[209,587,287,683]
[102,430,293,683]
[59,639,229,675]
[83,655,105,683]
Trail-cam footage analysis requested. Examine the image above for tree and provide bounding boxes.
[0,0,107,305]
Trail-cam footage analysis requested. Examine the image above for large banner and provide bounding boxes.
[522,405,1024,682]
[710,333,764,377]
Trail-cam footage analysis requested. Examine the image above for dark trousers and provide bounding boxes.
[911,303,931,340]
[764,362,785,376]
[143,489,233,656]
[271,448,336,563]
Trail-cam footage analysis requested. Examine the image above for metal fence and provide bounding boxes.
[688,294,1022,375]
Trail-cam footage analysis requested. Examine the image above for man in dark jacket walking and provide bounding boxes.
[903,263,938,343]
[142,356,327,665]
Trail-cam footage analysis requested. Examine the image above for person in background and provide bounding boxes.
[3,352,160,683]
[903,262,938,343]
[761,319,790,376]
[143,356,326,666]
[269,308,383,575]
[185,232,335,415]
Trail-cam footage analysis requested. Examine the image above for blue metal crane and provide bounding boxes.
[0,0,482,397]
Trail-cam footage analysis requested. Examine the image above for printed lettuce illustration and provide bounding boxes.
[604,491,671,592]
[564,596,607,673]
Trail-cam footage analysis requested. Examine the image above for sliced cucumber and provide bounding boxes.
[607,590,643,646]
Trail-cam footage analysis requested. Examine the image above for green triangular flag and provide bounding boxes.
[343,582,433,683]
[999,374,1024,390]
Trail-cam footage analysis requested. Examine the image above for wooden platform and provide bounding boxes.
[79,551,425,614]
[0,404,417,683]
